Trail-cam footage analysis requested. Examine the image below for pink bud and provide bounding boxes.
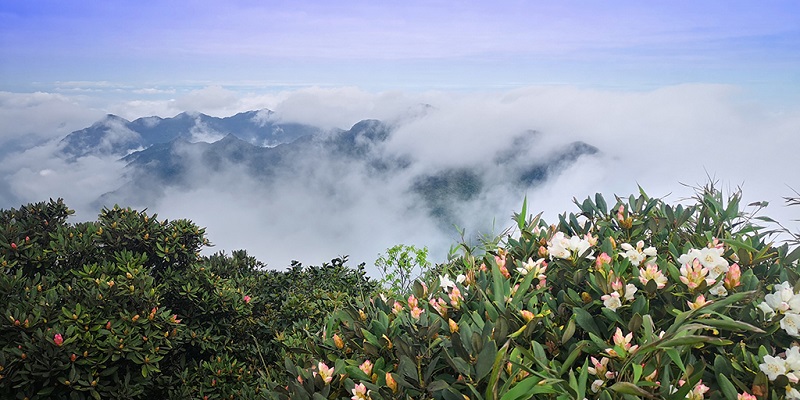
[54,333,64,346]
[10,242,17,250]
[243,295,251,304]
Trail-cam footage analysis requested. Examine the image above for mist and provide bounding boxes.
[0,85,798,275]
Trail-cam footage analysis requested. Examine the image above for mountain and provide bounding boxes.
[59,109,322,159]
[50,110,601,231]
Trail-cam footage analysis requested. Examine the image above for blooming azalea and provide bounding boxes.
[782,313,800,337]
[680,258,715,290]
[760,354,787,380]
[595,252,612,271]
[601,292,622,311]
[638,262,667,289]
[429,298,447,316]
[407,294,418,308]
[351,382,371,400]
[316,362,334,384]
[359,359,373,376]
[687,294,709,310]
[517,257,547,280]
[620,240,657,266]
[678,247,729,280]
[410,307,424,320]
[686,380,710,400]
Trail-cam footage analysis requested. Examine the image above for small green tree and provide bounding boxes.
[375,245,431,296]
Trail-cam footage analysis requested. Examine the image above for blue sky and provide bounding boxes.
[2,1,799,103]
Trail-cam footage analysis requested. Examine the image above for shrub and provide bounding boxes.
[277,185,800,399]
[0,200,376,399]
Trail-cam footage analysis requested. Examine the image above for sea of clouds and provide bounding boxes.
[1,85,798,275]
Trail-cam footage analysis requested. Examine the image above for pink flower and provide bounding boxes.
[316,362,334,384]
[429,298,447,316]
[687,380,710,400]
[351,382,370,400]
[638,263,668,289]
[407,294,418,308]
[410,306,424,320]
[448,287,463,308]
[738,393,757,400]
[243,295,251,304]
[595,252,612,270]
[688,294,710,310]
[53,333,64,346]
[680,258,715,290]
[359,359,373,376]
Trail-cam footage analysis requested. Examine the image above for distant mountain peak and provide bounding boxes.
[59,109,324,159]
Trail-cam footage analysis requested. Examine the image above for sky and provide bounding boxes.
[1,1,799,272]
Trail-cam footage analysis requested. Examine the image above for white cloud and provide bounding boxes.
[1,85,798,275]
[0,91,104,143]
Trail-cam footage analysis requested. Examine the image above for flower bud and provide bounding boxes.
[448,318,459,333]
[333,334,344,349]
[520,310,535,323]
[386,372,398,393]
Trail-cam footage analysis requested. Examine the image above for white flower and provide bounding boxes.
[782,313,800,337]
[760,354,787,381]
[786,346,800,371]
[765,282,799,314]
[439,275,456,290]
[591,379,605,393]
[601,292,622,311]
[709,283,728,297]
[620,241,656,266]
[787,387,800,400]
[679,247,729,280]
[548,232,595,260]
[547,232,572,260]
[759,301,777,318]
[624,284,637,301]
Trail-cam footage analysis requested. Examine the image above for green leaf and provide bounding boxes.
[573,307,601,337]
[608,382,655,399]
[500,376,542,400]
[698,317,765,334]
[657,335,733,348]
[476,340,499,382]
[427,380,450,393]
[718,373,739,400]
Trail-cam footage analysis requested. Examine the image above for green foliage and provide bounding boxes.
[0,200,376,399]
[376,245,432,296]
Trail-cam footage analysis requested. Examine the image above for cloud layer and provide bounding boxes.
[0,85,798,276]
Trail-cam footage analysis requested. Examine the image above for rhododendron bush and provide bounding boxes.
[2,185,799,399]
[277,186,800,400]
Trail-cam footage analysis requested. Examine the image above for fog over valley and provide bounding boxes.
[1,85,798,274]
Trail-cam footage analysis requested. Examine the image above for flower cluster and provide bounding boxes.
[516,257,547,288]
[759,281,800,336]
[547,232,596,260]
[759,346,800,399]
[619,240,657,266]
[601,275,637,312]
[678,245,732,296]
